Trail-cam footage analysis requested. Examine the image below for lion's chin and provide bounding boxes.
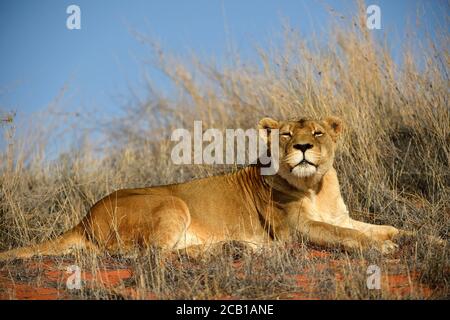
[291,164,317,178]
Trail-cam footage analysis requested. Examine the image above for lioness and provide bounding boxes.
[1,116,414,260]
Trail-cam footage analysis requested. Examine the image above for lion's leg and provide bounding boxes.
[355,219,446,244]
[349,220,447,247]
[145,197,192,251]
[0,228,99,261]
[79,194,194,256]
[346,219,402,242]
[298,220,397,254]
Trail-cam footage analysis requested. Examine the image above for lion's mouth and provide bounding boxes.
[291,159,317,171]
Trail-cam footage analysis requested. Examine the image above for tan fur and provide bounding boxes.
[1,116,418,260]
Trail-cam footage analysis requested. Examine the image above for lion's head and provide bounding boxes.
[259,116,343,184]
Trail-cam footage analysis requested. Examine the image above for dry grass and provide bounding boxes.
[0,4,449,299]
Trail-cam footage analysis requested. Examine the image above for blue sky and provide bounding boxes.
[0,0,448,120]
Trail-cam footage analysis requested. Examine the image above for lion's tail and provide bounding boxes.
[0,227,97,261]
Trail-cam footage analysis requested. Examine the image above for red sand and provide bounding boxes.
[0,249,440,300]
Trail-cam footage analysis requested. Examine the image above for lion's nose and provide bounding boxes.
[293,143,313,153]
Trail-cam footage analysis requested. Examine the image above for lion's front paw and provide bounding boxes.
[380,240,398,255]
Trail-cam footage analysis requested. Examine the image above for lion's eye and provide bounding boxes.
[313,131,323,137]
[281,132,292,137]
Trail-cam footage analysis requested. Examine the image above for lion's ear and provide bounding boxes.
[324,116,344,140]
[258,117,279,144]
[258,117,279,131]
